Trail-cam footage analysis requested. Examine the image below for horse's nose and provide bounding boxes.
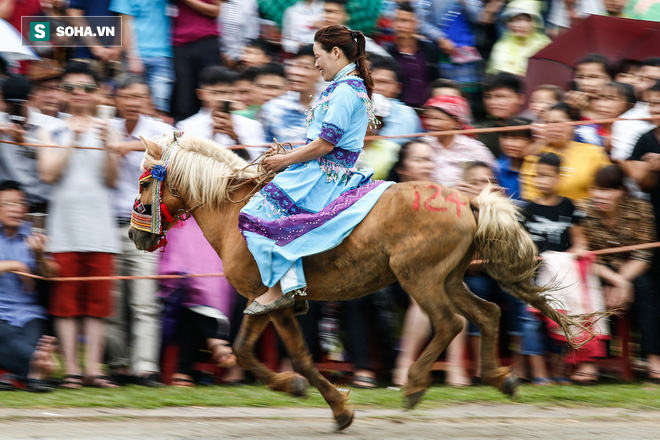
[128,228,135,242]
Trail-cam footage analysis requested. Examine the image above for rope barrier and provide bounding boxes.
[12,241,660,282]
[3,115,659,151]
[5,113,660,281]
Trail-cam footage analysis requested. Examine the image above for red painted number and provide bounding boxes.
[445,192,467,217]
[424,184,447,212]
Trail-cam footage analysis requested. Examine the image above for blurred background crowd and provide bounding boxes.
[1,0,660,392]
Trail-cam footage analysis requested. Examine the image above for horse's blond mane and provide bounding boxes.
[142,134,262,210]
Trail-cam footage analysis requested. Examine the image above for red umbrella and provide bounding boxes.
[526,15,660,95]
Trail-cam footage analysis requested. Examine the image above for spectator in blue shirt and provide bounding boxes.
[369,57,423,144]
[260,44,319,145]
[110,0,175,115]
[67,0,121,62]
[495,118,532,201]
[0,180,58,392]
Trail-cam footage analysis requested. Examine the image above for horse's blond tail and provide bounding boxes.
[471,187,607,349]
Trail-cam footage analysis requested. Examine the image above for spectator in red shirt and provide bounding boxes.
[171,0,222,122]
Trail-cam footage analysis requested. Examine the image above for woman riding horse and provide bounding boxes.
[127,27,608,432]
[240,25,393,315]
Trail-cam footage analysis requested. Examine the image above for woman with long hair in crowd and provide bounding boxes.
[577,165,660,384]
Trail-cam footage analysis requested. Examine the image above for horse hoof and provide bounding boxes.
[502,375,519,397]
[288,375,309,398]
[405,390,426,410]
[335,408,355,431]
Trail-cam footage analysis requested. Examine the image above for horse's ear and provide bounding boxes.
[140,136,162,158]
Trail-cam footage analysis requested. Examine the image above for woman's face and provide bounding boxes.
[463,165,495,194]
[313,42,344,81]
[544,109,574,147]
[593,85,632,119]
[507,14,534,38]
[396,142,435,182]
[422,107,460,134]
[529,89,558,120]
[574,62,610,97]
[590,186,625,214]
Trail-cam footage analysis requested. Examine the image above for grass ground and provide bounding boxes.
[1,382,659,410]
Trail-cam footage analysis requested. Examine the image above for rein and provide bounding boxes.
[130,131,203,252]
[225,139,292,204]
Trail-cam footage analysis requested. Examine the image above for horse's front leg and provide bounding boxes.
[233,312,309,397]
[270,306,355,431]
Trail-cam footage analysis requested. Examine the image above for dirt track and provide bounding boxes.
[1,404,659,439]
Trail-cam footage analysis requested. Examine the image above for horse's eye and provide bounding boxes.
[140,181,149,189]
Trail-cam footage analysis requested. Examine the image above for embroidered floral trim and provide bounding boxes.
[260,182,315,217]
[238,180,387,246]
[333,62,357,82]
[316,147,360,183]
[306,78,378,130]
[319,123,345,145]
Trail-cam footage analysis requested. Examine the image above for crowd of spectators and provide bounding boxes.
[1,0,660,391]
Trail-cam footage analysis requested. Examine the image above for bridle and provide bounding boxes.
[130,131,204,252]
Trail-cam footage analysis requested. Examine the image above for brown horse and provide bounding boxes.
[129,134,593,430]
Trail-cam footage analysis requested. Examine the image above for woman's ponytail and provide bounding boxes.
[352,31,373,98]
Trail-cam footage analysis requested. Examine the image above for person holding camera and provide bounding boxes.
[176,66,265,159]
[104,75,175,387]
[36,62,121,389]
[0,76,65,214]
[0,180,59,392]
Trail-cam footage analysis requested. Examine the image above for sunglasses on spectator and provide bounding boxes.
[61,83,99,93]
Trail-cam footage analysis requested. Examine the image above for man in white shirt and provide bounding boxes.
[106,75,175,387]
[612,58,660,162]
[176,66,266,159]
[260,45,318,146]
[219,0,260,65]
[281,0,325,54]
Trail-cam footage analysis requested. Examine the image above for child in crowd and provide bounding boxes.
[486,0,551,77]
[240,39,274,68]
[459,162,526,383]
[234,63,288,120]
[429,78,464,99]
[232,67,259,113]
[565,54,612,120]
[592,82,637,155]
[614,59,643,91]
[478,72,527,157]
[528,84,563,123]
[521,152,587,385]
[496,118,533,200]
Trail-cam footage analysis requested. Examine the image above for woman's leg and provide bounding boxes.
[393,299,432,386]
[55,317,80,376]
[84,317,117,388]
[445,319,471,387]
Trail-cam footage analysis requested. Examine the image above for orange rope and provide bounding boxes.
[12,241,660,282]
[3,115,659,151]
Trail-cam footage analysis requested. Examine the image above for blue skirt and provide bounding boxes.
[238,153,393,292]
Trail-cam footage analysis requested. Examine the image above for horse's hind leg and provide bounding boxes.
[234,313,309,397]
[269,307,354,431]
[400,279,464,410]
[445,274,518,396]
